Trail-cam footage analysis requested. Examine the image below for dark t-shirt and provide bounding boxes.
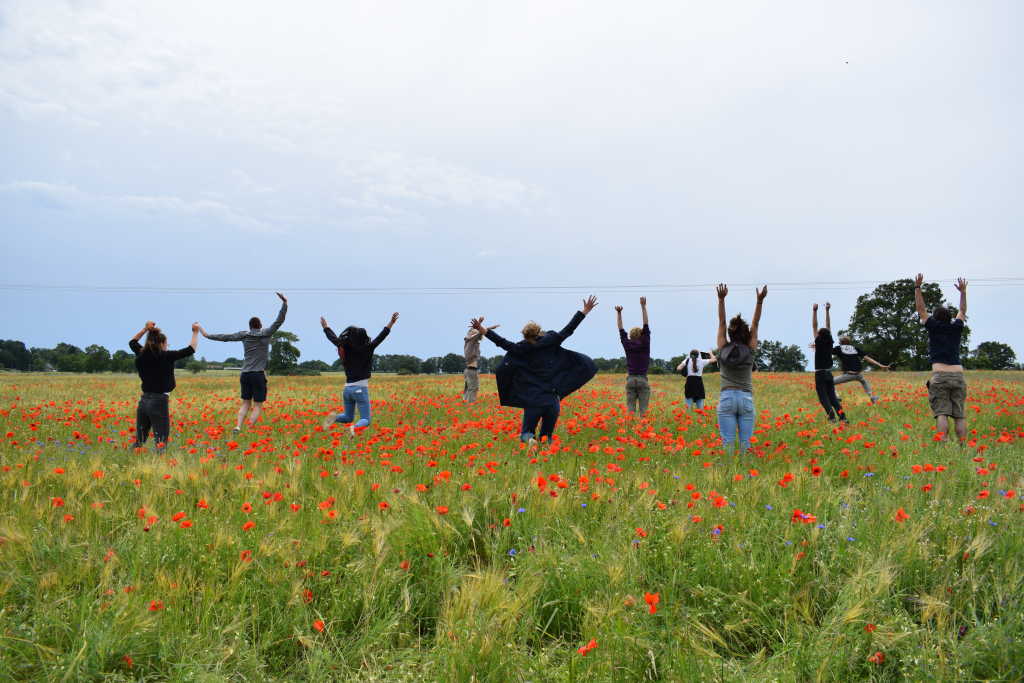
[814,330,834,370]
[833,344,865,372]
[924,317,964,365]
[619,324,651,375]
[130,340,194,394]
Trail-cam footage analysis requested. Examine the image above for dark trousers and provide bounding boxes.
[134,393,170,447]
[814,371,845,421]
[521,396,560,442]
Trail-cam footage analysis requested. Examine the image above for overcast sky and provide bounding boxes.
[2,0,1021,365]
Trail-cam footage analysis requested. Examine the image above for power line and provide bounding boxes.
[1,277,1022,296]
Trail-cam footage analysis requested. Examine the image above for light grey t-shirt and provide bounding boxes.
[718,343,754,393]
[206,302,287,373]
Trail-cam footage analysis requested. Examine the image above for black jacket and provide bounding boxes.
[323,326,389,383]
[486,311,597,408]
[129,340,194,394]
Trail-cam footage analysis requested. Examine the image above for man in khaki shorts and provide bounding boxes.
[463,321,498,402]
[914,274,968,442]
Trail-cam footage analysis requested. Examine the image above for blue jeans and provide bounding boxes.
[686,398,705,410]
[335,385,371,428]
[521,397,560,442]
[718,389,755,452]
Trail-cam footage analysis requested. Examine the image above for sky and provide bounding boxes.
[1,0,1022,365]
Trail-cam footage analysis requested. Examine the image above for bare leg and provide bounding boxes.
[249,402,263,426]
[954,418,967,441]
[236,400,252,430]
[935,415,949,440]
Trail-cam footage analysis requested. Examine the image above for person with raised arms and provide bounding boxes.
[198,292,288,433]
[811,302,847,423]
[832,334,891,404]
[471,296,599,446]
[715,284,767,453]
[321,311,399,435]
[463,321,498,403]
[676,349,717,410]
[915,274,969,442]
[615,296,651,414]
[128,320,199,449]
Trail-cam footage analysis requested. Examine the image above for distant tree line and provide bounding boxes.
[1,278,1020,374]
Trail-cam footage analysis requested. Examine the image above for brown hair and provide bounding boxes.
[728,315,751,346]
[522,321,542,343]
[932,306,952,323]
[142,328,167,354]
[690,349,700,373]
[249,317,262,330]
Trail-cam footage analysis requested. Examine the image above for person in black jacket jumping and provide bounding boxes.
[321,312,399,435]
[128,320,199,449]
[471,296,598,445]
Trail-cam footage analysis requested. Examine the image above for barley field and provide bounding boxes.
[0,371,1021,681]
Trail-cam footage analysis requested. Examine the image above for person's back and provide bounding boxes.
[718,342,754,393]
[131,340,193,394]
[925,317,964,366]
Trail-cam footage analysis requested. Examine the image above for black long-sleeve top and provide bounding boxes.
[323,326,390,384]
[129,339,195,394]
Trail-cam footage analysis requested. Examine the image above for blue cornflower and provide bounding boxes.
[765,505,774,511]
[508,549,517,556]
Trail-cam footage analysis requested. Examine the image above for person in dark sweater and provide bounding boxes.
[199,292,288,433]
[128,321,199,449]
[833,334,890,404]
[471,296,598,446]
[615,296,651,414]
[811,302,846,423]
[321,312,399,435]
[915,274,969,442]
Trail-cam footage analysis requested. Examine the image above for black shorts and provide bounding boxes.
[240,371,268,402]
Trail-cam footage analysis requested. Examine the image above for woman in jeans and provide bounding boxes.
[714,284,767,453]
[129,321,199,449]
[321,312,399,435]
[471,296,598,445]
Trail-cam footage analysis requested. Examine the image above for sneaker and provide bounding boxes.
[232,427,241,434]
[870,396,879,405]
[322,412,338,429]
[348,425,357,438]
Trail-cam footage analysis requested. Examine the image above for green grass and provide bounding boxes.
[0,371,1022,681]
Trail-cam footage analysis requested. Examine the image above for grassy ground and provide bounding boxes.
[0,371,1021,681]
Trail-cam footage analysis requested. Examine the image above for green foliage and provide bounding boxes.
[440,353,463,374]
[754,339,808,372]
[268,331,301,374]
[0,340,32,370]
[843,278,970,370]
[968,341,1017,370]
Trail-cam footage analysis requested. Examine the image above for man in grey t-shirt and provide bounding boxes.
[199,292,287,433]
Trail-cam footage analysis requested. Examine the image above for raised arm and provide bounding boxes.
[706,350,717,364]
[615,305,624,331]
[914,273,929,323]
[812,304,819,338]
[202,327,246,342]
[321,317,341,346]
[167,324,200,361]
[640,296,648,327]
[129,321,155,353]
[749,286,767,350]
[261,294,288,336]
[716,284,728,349]
[824,302,831,332]
[472,317,515,351]
[954,278,967,321]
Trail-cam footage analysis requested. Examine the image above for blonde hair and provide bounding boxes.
[629,327,642,340]
[521,321,542,342]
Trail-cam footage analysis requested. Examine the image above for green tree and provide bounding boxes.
[299,359,331,373]
[268,331,301,374]
[420,357,441,374]
[186,360,204,374]
[110,350,135,373]
[968,341,1017,370]
[440,353,463,374]
[754,340,808,372]
[0,340,32,370]
[842,278,969,370]
[83,344,111,373]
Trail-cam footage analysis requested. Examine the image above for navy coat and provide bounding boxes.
[486,311,597,408]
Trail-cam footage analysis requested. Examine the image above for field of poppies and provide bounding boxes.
[0,370,1022,681]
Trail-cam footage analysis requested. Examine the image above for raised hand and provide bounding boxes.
[756,286,768,302]
[716,284,728,299]
[469,317,486,333]
[388,312,400,328]
[813,303,818,312]
[145,321,156,331]
[639,296,647,307]
[614,305,623,313]
[191,322,200,333]
[320,316,328,329]
[276,292,287,303]
[914,273,925,287]
[824,301,830,311]
[582,295,598,314]
[954,278,967,292]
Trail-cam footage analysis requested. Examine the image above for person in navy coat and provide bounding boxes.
[470,296,599,445]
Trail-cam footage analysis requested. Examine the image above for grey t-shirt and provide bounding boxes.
[718,343,754,393]
[206,302,288,373]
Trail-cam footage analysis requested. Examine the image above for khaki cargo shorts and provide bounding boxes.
[927,371,967,419]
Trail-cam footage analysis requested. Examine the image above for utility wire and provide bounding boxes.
[1,277,1022,295]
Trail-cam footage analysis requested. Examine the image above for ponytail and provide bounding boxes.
[690,349,699,374]
[142,328,166,354]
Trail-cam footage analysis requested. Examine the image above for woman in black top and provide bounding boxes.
[321,312,399,434]
[811,303,846,423]
[128,321,199,449]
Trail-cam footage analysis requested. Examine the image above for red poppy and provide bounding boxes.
[644,592,660,614]
[435,506,449,515]
[313,619,325,632]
